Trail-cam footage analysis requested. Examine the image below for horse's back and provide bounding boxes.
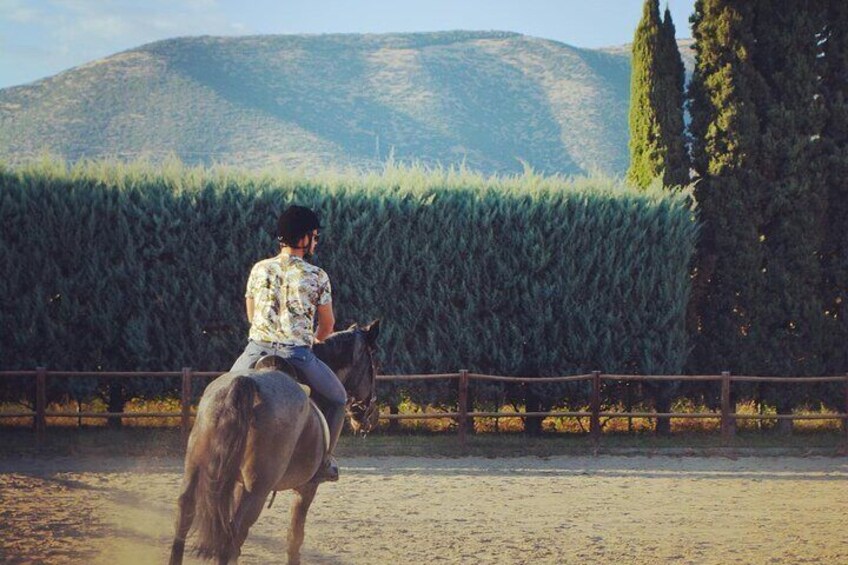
[223,370,326,490]
[191,369,312,489]
[200,369,308,414]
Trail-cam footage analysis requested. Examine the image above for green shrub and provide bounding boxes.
[0,158,697,411]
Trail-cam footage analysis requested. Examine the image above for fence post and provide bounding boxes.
[721,371,734,443]
[36,366,47,440]
[590,371,601,445]
[181,367,192,444]
[843,374,848,438]
[458,370,469,447]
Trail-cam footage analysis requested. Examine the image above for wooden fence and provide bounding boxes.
[1,368,846,445]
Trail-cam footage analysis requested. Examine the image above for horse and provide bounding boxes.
[168,320,380,565]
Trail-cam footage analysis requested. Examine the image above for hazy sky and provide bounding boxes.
[1,0,697,89]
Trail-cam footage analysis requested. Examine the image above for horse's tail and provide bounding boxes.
[193,375,257,561]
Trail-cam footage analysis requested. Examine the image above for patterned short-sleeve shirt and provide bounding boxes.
[245,254,332,347]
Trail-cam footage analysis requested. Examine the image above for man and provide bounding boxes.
[231,204,345,483]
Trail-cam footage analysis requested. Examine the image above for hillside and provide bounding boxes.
[0,32,689,176]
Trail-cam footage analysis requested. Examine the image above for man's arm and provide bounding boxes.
[245,297,254,322]
[315,302,335,343]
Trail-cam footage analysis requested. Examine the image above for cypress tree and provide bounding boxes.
[688,0,765,382]
[690,1,828,428]
[659,6,690,186]
[627,0,689,189]
[750,0,825,428]
[627,0,665,188]
[638,4,689,431]
[820,0,848,379]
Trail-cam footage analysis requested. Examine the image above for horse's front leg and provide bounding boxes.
[287,482,319,565]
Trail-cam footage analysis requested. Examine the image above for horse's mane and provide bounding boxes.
[313,327,360,368]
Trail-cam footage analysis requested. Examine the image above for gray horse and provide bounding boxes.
[169,321,380,565]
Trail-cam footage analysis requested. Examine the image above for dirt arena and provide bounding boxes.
[1,453,846,564]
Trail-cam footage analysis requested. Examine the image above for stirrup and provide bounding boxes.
[309,456,339,484]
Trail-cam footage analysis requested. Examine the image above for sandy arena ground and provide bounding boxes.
[0,453,846,564]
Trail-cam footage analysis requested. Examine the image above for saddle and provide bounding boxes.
[253,353,334,507]
[254,354,309,391]
[253,354,331,455]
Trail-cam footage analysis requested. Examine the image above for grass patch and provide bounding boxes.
[1,426,844,460]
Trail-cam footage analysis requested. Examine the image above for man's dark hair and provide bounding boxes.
[277,205,321,246]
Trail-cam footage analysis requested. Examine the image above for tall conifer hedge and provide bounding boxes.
[0,159,697,412]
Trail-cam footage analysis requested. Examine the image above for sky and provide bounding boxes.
[0,0,697,89]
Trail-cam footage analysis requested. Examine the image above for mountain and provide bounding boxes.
[0,32,691,176]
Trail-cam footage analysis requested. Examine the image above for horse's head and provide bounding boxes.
[314,319,380,434]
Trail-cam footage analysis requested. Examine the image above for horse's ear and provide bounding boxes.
[364,319,380,346]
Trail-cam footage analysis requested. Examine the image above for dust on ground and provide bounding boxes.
[1,453,846,564]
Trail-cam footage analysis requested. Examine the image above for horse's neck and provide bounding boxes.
[314,341,353,384]
[333,365,351,385]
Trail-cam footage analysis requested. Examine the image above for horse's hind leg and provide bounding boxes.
[224,489,269,564]
[169,467,198,565]
[287,482,319,565]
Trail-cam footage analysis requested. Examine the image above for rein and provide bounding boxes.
[346,345,378,431]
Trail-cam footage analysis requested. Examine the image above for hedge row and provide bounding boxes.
[0,159,698,410]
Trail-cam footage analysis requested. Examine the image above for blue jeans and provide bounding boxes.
[231,341,347,407]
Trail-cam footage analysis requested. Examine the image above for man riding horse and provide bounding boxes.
[231,204,345,483]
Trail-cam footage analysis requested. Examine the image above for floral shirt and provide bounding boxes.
[245,254,332,347]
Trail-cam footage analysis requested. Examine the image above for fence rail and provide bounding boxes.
[1,368,847,445]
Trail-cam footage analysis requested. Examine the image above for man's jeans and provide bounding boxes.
[230,340,346,454]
